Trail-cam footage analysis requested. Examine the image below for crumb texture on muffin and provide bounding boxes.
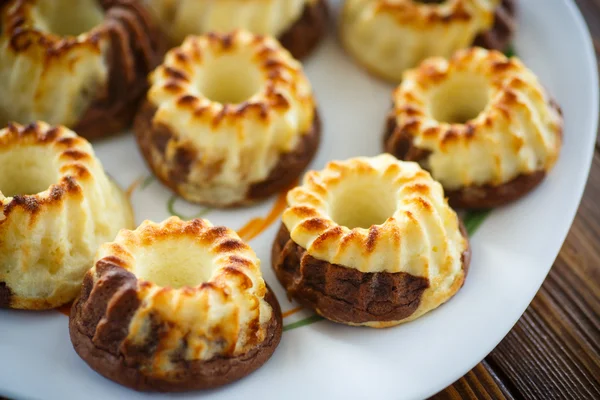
[386,47,563,193]
[70,217,280,391]
[277,154,469,325]
[0,122,134,309]
[0,0,164,139]
[340,0,508,81]
[135,31,317,207]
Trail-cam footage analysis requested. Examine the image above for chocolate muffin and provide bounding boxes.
[0,122,134,310]
[134,31,320,208]
[142,0,328,59]
[0,0,166,140]
[70,217,282,391]
[384,47,563,209]
[340,0,516,82]
[272,155,471,327]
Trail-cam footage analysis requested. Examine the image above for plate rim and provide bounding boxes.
[425,0,599,396]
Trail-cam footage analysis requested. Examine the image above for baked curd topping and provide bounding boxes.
[0,122,134,309]
[340,0,498,81]
[282,154,467,281]
[146,31,315,205]
[144,0,317,43]
[91,217,273,366]
[391,47,563,189]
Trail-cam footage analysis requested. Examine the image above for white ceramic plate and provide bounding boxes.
[1,1,598,399]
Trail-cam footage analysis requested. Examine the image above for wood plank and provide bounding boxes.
[432,362,515,400]
[484,151,600,399]
[576,0,600,41]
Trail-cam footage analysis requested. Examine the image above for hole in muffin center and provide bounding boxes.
[329,181,397,229]
[198,53,264,104]
[429,73,490,124]
[35,0,104,37]
[0,146,60,197]
[135,240,213,289]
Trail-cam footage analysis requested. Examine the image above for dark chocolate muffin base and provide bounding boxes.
[69,285,282,392]
[383,112,551,210]
[0,282,11,308]
[278,0,328,60]
[247,112,321,201]
[271,223,471,326]
[134,101,321,208]
[473,0,517,53]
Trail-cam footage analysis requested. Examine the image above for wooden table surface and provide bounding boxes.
[434,1,600,398]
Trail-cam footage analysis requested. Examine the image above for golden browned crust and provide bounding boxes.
[384,111,558,209]
[69,261,282,392]
[278,0,329,60]
[0,123,90,217]
[406,0,516,52]
[272,223,471,326]
[2,0,166,140]
[134,101,321,207]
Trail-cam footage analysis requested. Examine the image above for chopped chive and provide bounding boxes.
[283,315,325,332]
[463,210,492,236]
[167,195,212,220]
[141,175,155,190]
[504,45,516,58]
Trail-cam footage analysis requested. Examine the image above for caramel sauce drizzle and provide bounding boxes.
[125,176,144,200]
[237,179,298,242]
[236,181,305,319]
[57,302,73,316]
[282,306,304,319]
